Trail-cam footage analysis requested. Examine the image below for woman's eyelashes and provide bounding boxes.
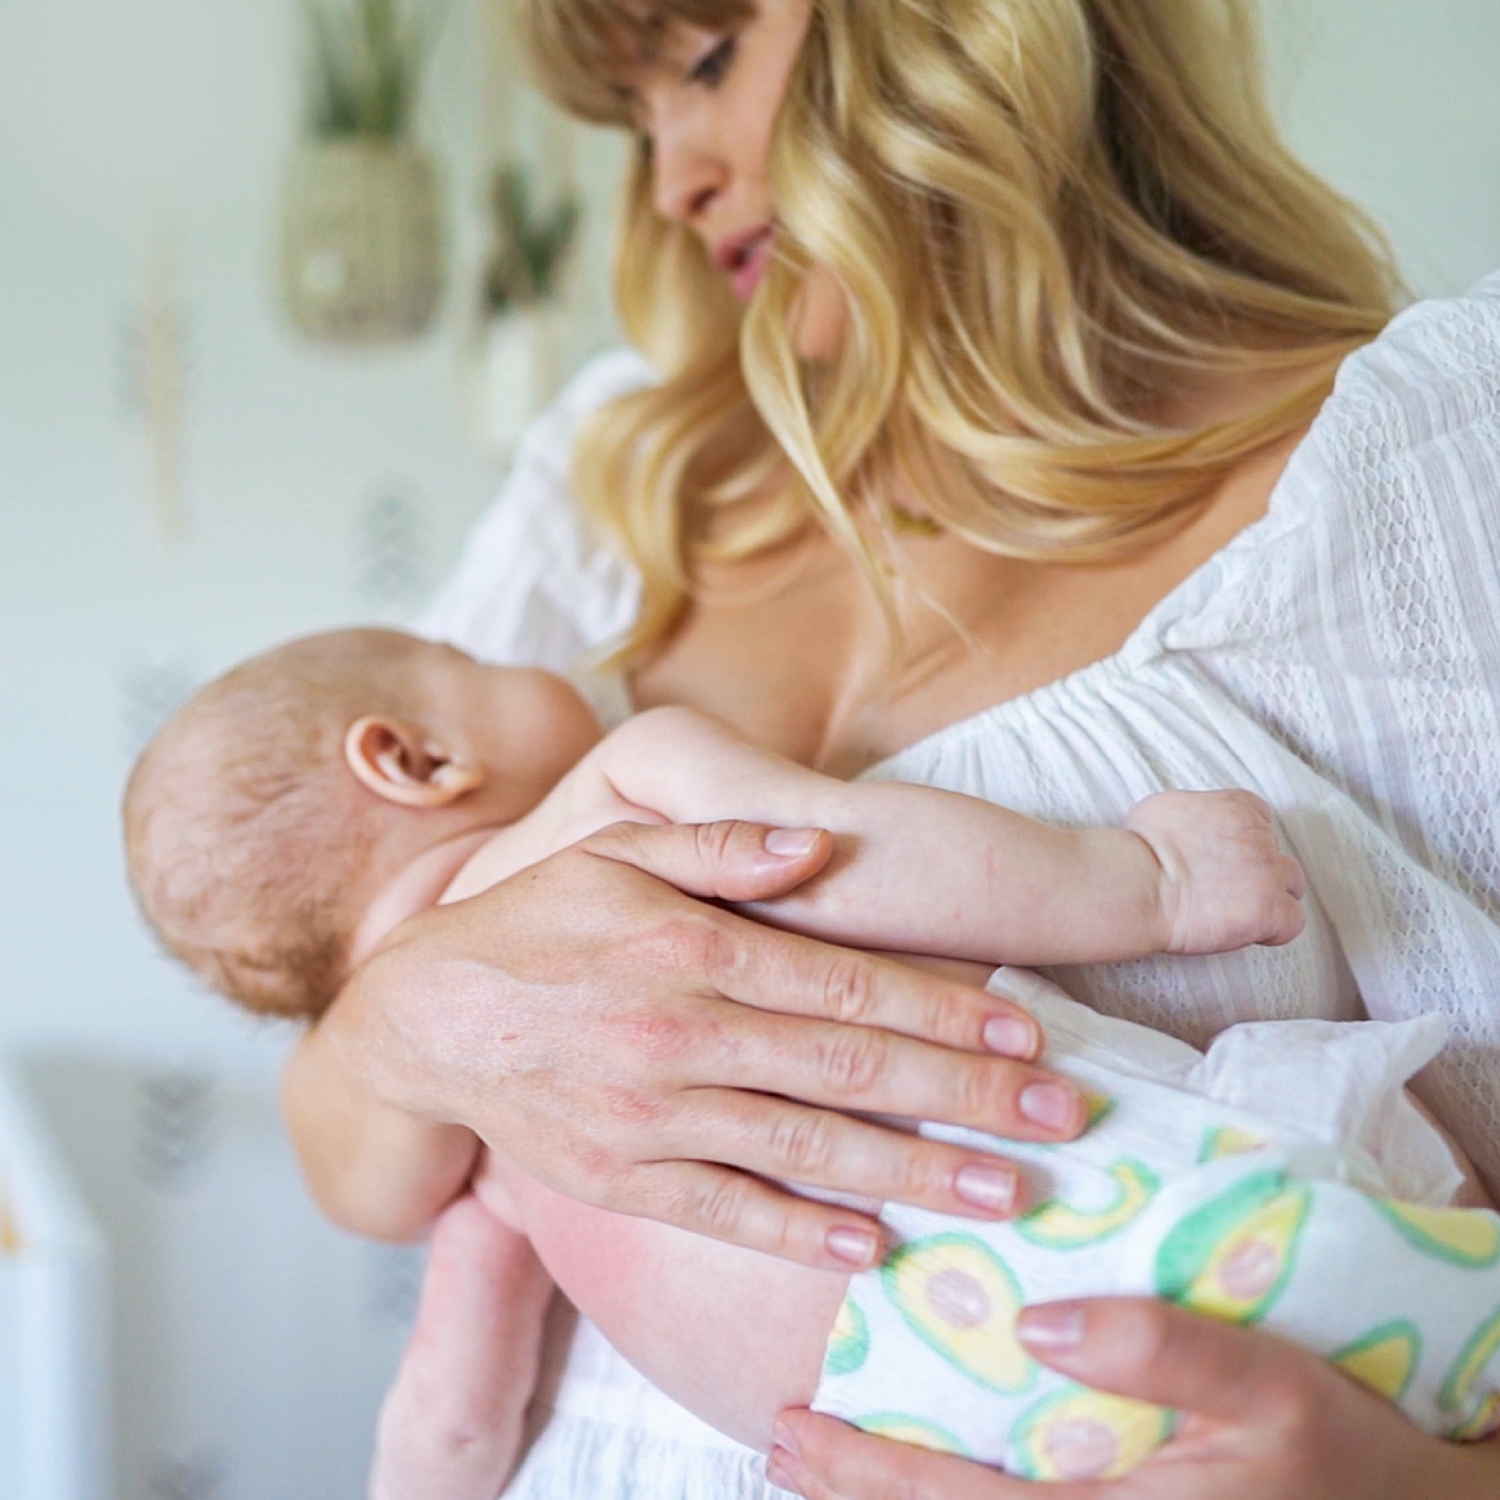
[688,35,738,89]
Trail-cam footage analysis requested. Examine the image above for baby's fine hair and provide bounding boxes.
[123,630,430,1020]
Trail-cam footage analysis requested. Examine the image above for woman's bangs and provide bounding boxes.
[522,0,755,126]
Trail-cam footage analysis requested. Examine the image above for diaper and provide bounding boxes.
[811,969,1500,1481]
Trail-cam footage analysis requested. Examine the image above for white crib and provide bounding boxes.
[0,1060,111,1500]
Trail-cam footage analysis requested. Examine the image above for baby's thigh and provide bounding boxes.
[473,1154,847,1451]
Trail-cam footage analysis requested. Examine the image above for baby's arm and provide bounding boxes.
[369,1189,554,1500]
[561,707,1303,967]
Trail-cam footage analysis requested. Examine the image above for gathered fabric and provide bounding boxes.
[421,271,1500,1498]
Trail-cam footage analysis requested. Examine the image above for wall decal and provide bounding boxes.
[355,486,427,609]
[136,1068,219,1192]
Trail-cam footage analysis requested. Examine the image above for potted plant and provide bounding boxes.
[470,163,580,452]
[280,0,447,343]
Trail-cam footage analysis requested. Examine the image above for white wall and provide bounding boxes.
[0,2,1497,1497]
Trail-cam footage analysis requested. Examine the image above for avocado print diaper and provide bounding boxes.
[811,969,1498,1482]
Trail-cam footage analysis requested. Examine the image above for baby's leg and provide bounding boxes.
[370,1193,553,1500]
[473,1155,848,1452]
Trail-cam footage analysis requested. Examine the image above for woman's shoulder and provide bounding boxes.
[417,348,656,677]
[1317,267,1500,456]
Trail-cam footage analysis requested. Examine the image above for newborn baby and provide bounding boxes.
[123,629,1497,1495]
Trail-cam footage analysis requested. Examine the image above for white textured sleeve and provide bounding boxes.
[417,348,653,683]
[1204,270,1500,1183]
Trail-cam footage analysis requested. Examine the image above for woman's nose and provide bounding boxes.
[650,119,726,227]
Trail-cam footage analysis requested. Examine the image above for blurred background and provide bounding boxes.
[1,1,1497,1496]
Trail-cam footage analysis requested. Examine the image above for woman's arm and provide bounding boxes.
[283,818,1091,1257]
[580,706,1305,964]
[772,1300,1500,1500]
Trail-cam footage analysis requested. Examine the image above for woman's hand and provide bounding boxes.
[291,819,1090,1271]
[769,1297,1500,1498]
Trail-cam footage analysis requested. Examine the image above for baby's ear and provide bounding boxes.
[343,716,485,808]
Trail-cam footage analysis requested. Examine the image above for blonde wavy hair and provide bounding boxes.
[523,0,1403,661]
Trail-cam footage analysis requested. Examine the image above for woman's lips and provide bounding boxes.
[716,226,776,302]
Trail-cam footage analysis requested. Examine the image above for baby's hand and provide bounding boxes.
[1126,790,1306,955]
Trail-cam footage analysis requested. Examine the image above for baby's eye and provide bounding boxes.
[688,35,737,89]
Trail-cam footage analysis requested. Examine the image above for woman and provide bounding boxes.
[285,1,1500,1495]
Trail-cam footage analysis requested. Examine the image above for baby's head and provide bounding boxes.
[124,629,600,1020]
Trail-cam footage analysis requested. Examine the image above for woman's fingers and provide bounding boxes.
[768,1411,1061,1500]
[585,820,1046,1056]
[699,1004,1086,1143]
[621,1159,890,1270]
[1014,1297,1308,1422]
[581,817,841,903]
[672,1090,1028,1222]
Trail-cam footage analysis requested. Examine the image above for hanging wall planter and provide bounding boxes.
[279,0,447,345]
[282,138,442,342]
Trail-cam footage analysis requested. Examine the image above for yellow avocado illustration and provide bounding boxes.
[855,1413,968,1454]
[1441,1303,1500,1419]
[1198,1125,1266,1163]
[823,1296,871,1377]
[1017,1158,1160,1249]
[1332,1320,1422,1403]
[882,1233,1036,1394]
[1448,1391,1500,1443]
[1376,1200,1500,1269]
[1009,1385,1174,1482]
[1154,1168,1309,1324]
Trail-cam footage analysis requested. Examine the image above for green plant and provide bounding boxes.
[301,0,445,140]
[483,165,581,313]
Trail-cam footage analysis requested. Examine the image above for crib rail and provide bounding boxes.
[0,1059,111,1500]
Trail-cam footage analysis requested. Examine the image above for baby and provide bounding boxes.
[124,629,1499,1495]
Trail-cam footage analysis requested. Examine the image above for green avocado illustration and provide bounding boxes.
[1009,1384,1174,1482]
[881,1233,1035,1393]
[1375,1200,1500,1269]
[823,1295,871,1377]
[1197,1124,1267,1163]
[854,1413,968,1454]
[1447,1392,1500,1443]
[1332,1320,1422,1403]
[1441,1303,1500,1418]
[1017,1158,1160,1249]
[1154,1168,1309,1324]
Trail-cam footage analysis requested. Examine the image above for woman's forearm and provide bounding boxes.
[282,979,479,1242]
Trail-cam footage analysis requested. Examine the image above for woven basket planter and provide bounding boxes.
[280,139,444,343]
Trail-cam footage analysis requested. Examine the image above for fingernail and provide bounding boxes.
[1017,1301,1086,1350]
[954,1163,1019,1214]
[772,1420,802,1459]
[765,827,821,857]
[827,1226,881,1267]
[766,1449,801,1493]
[983,1014,1036,1057]
[1019,1081,1081,1133]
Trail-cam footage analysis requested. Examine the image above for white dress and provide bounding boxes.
[419,271,1500,1500]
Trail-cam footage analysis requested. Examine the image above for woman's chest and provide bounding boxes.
[629,536,1177,777]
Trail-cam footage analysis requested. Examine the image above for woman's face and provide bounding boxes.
[618,0,845,355]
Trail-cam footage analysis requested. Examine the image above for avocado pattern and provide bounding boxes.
[1009,1384,1175,1482]
[1016,1158,1160,1249]
[1197,1124,1266,1163]
[1441,1303,1500,1419]
[853,1413,968,1454]
[881,1233,1036,1394]
[1154,1168,1309,1324]
[1375,1200,1500,1269]
[1447,1391,1500,1443]
[824,1295,871,1377]
[1331,1320,1422,1403]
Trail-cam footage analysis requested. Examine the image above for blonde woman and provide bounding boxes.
[284,2,1500,1495]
